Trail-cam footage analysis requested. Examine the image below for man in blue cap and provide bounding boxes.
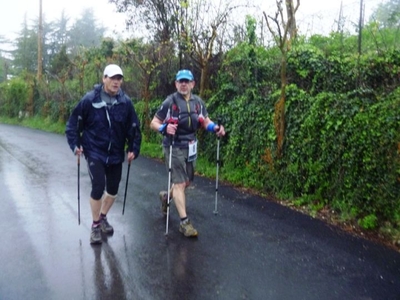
[150,69,225,237]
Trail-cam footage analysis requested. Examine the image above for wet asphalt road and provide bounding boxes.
[0,124,399,300]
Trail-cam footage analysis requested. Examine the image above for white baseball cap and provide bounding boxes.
[103,64,123,77]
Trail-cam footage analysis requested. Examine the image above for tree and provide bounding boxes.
[117,38,173,137]
[264,0,299,158]
[46,10,71,64]
[12,14,54,76]
[110,0,243,99]
[182,0,240,98]
[110,0,178,43]
[370,0,400,28]
[67,8,106,56]
[0,35,12,82]
[13,15,38,73]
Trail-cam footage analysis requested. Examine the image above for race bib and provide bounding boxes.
[187,140,197,162]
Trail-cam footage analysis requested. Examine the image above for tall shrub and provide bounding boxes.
[0,78,29,118]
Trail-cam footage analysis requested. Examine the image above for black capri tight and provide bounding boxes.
[86,157,122,200]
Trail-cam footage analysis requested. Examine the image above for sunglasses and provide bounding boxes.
[177,79,192,83]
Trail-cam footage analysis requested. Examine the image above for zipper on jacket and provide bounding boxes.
[105,107,112,164]
[186,102,191,128]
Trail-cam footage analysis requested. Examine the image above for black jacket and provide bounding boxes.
[65,84,141,164]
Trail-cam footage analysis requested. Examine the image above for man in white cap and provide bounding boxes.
[66,64,142,244]
[150,69,225,237]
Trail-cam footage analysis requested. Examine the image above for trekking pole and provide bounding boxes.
[165,133,173,236]
[77,116,83,225]
[122,163,131,216]
[122,123,137,215]
[213,117,222,215]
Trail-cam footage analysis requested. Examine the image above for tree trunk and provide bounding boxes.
[199,63,209,99]
[264,0,299,158]
[274,54,287,158]
[286,0,297,39]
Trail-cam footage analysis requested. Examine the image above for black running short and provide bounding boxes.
[86,157,122,200]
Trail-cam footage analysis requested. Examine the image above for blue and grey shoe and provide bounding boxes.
[90,226,102,244]
[100,217,114,234]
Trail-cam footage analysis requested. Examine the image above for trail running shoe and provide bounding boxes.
[159,191,168,215]
[179,219,198,237]
[100,217,114,234]
[90,226,102,244]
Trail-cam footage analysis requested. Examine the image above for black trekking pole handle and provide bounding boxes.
[122,123,137,215]
[77,116,83,225]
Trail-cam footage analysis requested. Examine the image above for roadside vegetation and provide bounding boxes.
[0,0,399,250]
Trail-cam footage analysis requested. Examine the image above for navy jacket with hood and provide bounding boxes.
[65,84,141,165]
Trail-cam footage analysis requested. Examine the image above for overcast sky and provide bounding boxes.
[0,0,384,42]
[0,0,126,41]
[260,0,383,35]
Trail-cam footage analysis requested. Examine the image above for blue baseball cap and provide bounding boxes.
[176,69,194,81]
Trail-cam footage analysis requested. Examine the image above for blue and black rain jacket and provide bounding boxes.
[65,84,141,164]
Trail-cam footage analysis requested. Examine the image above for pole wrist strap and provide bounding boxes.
[207,122,216,132]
